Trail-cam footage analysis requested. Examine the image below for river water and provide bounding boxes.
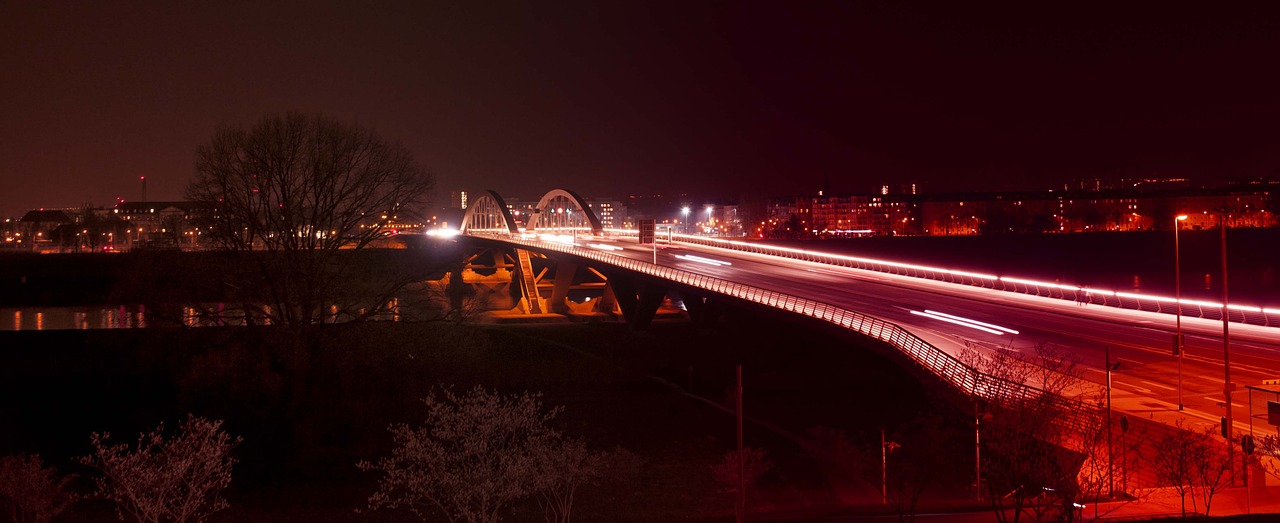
[0,301,407,331]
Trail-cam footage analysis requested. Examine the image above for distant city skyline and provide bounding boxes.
[5,3,1280,218]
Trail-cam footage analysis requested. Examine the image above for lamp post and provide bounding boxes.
[1212,210,1234,466]
[1105,345,1120,498]
[681,206,690,235]
[1174,214,1187,411]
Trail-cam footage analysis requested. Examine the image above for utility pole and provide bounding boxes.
[974,394,982,501]
[881,427,888,505]
[1174,214,1187,410]
[1218,212,1235,482]
[1105,345,1120,498]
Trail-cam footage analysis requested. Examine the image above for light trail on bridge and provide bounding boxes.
[909,310,1007,335]
[449,192,1279,442]
[575,233,1280,438]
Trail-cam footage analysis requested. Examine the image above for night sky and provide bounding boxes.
[5,2,1280,217]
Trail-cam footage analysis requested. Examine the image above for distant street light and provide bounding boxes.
[681,206,690,235]
[1174,214,1187,411]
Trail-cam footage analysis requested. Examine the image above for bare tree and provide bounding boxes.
[359,386,563,523]
[962,343,1102,523]
[1257,433,1280,480]
[801,426,874,501]
[1188,429,1235,517]
[530,438,607,523]
[0,454,76,523]
[80,415,241,523]
[709,447,772,514]
[884,409,962,523]
[186,112,435,326]
[1147,421,1236,517]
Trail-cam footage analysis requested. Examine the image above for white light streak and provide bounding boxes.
[923,310,1019,334]
[676,254,732,267]
[910,310,1004,335]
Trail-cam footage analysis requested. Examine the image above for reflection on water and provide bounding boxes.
[3,300,406,331]
[4,305,148,331]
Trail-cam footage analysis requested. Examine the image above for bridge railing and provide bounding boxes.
[473,232,1103,439]
[662,234,1279,328]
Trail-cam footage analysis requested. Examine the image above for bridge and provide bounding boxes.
[441,188,1280,491]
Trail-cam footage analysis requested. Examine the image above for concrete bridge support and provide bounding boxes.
[605,272,668,330]
[548,260,579,314]
[677,289,723,327]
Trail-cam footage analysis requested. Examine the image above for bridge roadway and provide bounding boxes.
[489,232,1280,439]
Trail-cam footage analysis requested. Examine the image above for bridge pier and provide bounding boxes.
[548,260,579,314]
[677,290,722,327]
[606,272,668,330]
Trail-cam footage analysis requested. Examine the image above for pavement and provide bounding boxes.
[1082,486,1280,520]
[757,487,1280,522]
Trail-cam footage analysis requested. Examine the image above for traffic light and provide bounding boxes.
[1243,435,1256,455]
[1221,417,1229,438]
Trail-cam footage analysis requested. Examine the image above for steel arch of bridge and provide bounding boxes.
[527,189,603,236]
[459,190,520,235]
[459,188,603,237]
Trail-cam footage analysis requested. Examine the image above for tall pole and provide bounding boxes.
[736,365,744,523]
[881,427,888,504]
[1175,215,1186,410]
[1219,213,1235,478]
[974,397,982,501]
[1106,345,1114,498]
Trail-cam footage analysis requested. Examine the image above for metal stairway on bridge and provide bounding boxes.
[514,249,543,314]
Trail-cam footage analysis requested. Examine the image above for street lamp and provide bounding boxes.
[681,206,690,235]
[1174,214,1187,411]
[1106,345,1120,498]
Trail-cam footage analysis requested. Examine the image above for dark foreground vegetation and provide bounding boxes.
[0,309,974,522]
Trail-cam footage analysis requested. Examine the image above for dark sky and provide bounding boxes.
[5,2,1280,217]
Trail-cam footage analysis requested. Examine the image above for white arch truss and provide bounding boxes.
[459,190,520,235]
[526,188,603,236]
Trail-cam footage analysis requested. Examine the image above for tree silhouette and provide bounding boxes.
[186,112,435,326]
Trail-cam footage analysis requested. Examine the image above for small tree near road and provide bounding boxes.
[80,415,241,523]
[0,454,76,523]
[1148,421,1234,517]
